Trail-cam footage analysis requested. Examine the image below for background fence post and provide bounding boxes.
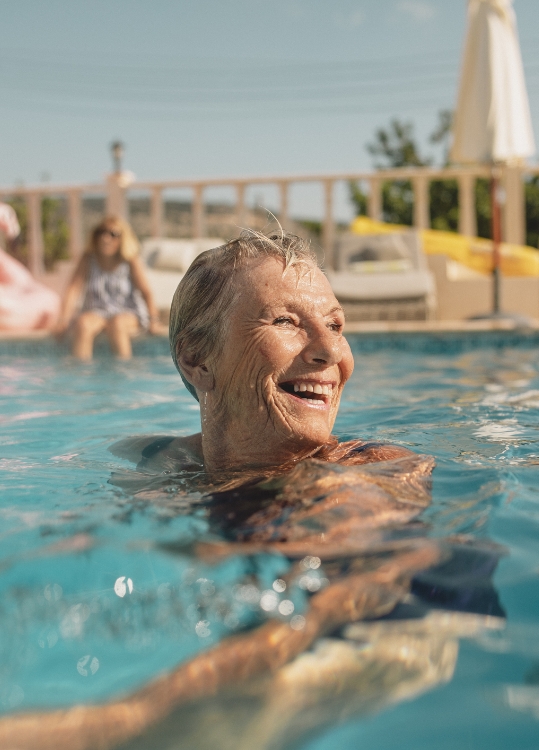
[458,173,477,237]
[368,177,382,221]
[68,189,83,260]
[27,192,44,277]
[151,186,163,238]
[235,183,247,229]
[413,175,430,230]
[279,181,289,229]
[322,179,335,270]
[192,184,204,238]
[503,166,525,245]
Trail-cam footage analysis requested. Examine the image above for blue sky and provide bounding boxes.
[1,0,538,218]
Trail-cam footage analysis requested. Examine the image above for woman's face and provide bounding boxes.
[96,224,122,257]
[206,256,354,458]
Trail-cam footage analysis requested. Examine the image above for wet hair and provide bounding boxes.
[86,216,140,262]
[169,231,318,401]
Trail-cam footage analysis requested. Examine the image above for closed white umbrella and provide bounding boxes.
[450,0,536,314]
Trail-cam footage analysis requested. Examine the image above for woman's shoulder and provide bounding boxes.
[315,438,416,466]
[109,433,204,472]
[73,252,92,277]
[127,255,143,270]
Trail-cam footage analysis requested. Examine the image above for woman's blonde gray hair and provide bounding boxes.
[169,231,318,400]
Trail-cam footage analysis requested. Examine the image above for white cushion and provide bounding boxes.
[348,259,413,274]
[141,238,225,274]
[144,268,185,309]
[336,231,427,272]
[327,270,435,301]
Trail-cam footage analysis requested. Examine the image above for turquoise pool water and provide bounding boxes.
[1,334,539,749]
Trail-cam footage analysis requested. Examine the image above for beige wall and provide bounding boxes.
[428,255,539,320]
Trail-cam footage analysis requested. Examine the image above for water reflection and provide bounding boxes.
[119,612,504,750]
[0,448,509,750]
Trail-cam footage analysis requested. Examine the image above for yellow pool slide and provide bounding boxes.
[350,216,539,277]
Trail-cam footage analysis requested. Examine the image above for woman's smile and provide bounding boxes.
[278,379,337,409]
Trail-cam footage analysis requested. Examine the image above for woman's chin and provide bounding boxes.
[267,398,337,450]
[286,421,334,451]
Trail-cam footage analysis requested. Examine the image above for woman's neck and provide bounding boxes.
[199,419,324,475]
[95,252,122,271]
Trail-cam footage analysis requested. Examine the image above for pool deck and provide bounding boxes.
[343,318,539,334]
[2,318,539,342]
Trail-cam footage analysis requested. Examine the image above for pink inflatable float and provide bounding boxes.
[0,204,60,331]
[0,247,60,331]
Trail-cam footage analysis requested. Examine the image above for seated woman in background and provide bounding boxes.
[55,216,161,360]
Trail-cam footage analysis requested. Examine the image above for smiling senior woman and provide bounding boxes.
[0,232,442,750]
[169,231,353,472]
[139,230,405,480]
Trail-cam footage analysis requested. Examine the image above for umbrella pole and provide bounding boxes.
[490,173,502,314]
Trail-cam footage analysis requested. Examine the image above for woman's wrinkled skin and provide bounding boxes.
[0,252,504,750]
[178,256,354,473]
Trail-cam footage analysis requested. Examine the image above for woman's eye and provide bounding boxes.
[328,321,343,332]
[273,317,294,327]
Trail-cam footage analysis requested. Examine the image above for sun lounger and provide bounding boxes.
[141,238,225,312]
[327,230,436,321]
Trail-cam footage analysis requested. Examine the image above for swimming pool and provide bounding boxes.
[1,333,538,749]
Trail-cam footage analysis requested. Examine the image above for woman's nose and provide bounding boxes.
[302,323,342,366]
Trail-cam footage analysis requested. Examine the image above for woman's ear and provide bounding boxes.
[177,348,215,394]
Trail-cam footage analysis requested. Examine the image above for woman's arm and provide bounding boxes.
[54,255,89,335]
[129,256,163,334]
[0,543,439,750]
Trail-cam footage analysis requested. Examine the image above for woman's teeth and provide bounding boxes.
[293,383,332,396]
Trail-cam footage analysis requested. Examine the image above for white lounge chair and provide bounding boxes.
[141,238,225,312]
[326,230,437,321]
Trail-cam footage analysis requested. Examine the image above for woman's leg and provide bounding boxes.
[73,311,107,360]
[106,312,140,359]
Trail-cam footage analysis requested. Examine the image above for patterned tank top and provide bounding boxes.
[81,256,149,327]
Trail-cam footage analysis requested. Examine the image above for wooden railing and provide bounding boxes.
[1,164,537,277]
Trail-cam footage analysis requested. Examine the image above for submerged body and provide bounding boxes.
[0,435,504,750]
[113,433,431,555]
[1,435,445,750]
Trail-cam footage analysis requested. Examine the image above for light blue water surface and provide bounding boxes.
[1,334,539,749]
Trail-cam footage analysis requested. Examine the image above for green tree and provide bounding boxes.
[349,111,492,239]
[367,119,428,169]
[349,117,431,226]
[348,182,368,217]
[368,118,428,226]
[429,179,459,232]
[429,109,453,165]
[7,196,70,271]
[42,196,70,269]
[525,176,539,248]
[474,179,491,240]
[429,110,459,233]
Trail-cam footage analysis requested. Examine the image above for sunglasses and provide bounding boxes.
[97,228,122,239]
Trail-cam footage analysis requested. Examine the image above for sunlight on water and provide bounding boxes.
[0,336,538,749]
